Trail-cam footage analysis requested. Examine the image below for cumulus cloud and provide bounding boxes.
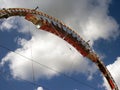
[0,0,119,86]
[64,0,119,45]
[0,0,119,43]
[0,33,97,80]
[0,17,22,31]
[103,57,120,90]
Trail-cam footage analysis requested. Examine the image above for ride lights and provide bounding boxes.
[36,24,41,29]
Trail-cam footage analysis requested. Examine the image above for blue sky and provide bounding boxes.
[0,0,120,90]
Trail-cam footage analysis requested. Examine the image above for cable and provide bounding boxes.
[0,44,97,90]
[28,22,36,90]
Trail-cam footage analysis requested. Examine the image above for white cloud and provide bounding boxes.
[0,0,119,42]
[103,57,120,90]
[0,17,18,31]
[1,33,97,80]
[36,86,44,90]
[64,0,119,45]
[0,0,119,87]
